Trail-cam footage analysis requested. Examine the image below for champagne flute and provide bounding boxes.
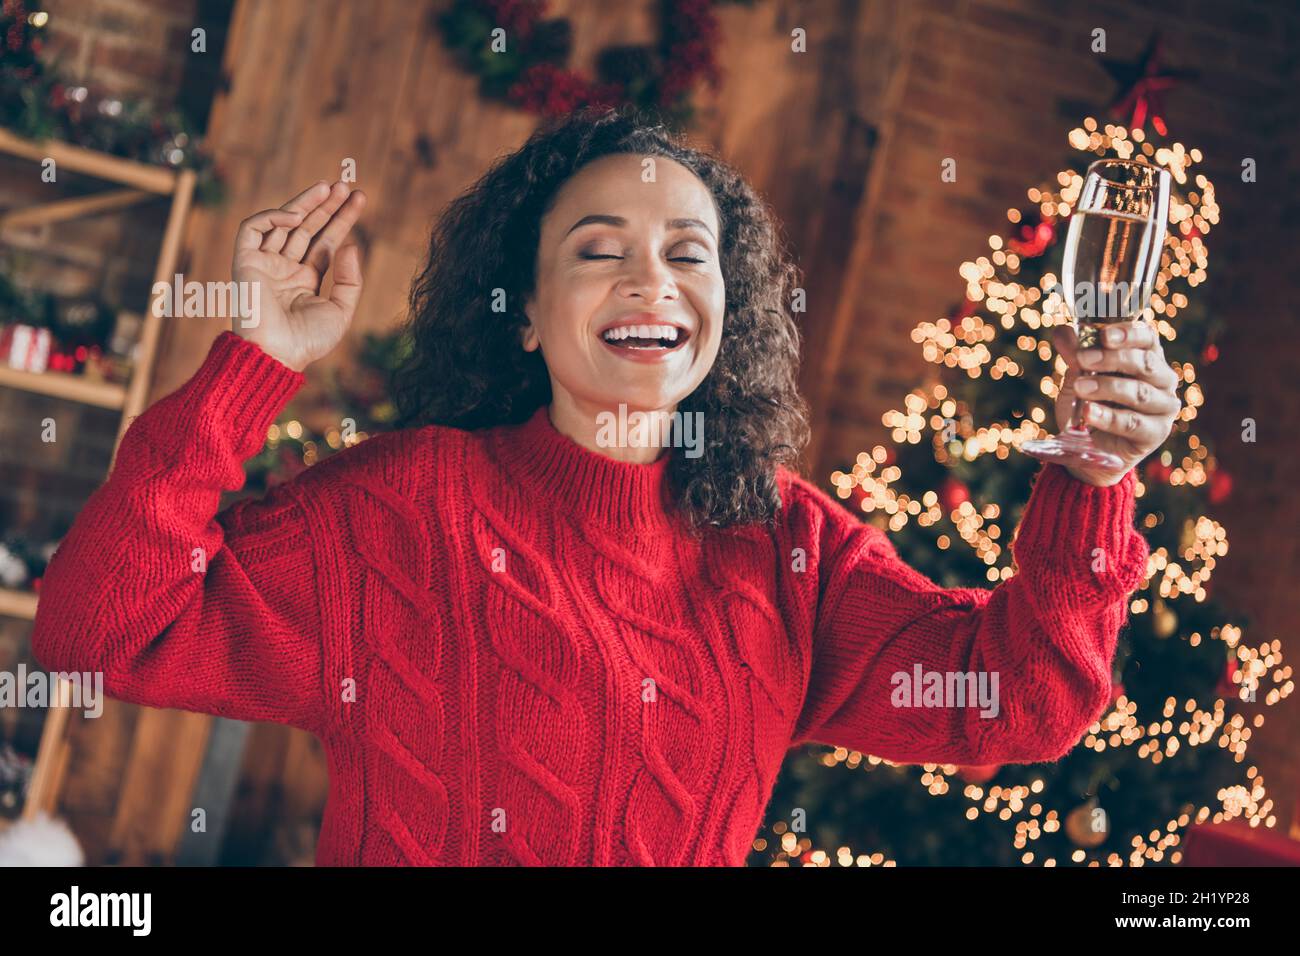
[1021,158,1171,470]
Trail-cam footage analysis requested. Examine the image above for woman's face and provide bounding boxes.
[523,153,726,425]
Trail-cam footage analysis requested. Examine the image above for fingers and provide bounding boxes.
[235,208,304,253]
[327,243,364,320]
[261,181,334,255]
[1097,319,1159,350]
[304,189,367,274]
[282,181,353,262]
[1069,372,1182,417]
[1078,345,1179,389]
[1080,400,1170,448]
[1075,320,1179,389]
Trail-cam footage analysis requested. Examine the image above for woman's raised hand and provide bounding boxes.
[231,180,367,372]
[1050,319,1182,487]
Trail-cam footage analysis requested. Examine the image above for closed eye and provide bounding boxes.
[578,254,706,263]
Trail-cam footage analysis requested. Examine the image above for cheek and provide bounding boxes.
[693,278,726,350]
[537,276,602,344]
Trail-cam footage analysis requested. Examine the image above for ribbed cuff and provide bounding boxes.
[185,331,306,460]
[1012,462,1149,596]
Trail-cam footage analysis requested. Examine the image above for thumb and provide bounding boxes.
[1051,323,1079,365]
[328,242,364,319]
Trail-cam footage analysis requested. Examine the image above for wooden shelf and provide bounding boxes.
[0,128,197,834]
[0,586,38,620]
[0,128,178,195]
[0,365,127,409]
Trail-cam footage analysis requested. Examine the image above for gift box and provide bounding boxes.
[0,323,53,372]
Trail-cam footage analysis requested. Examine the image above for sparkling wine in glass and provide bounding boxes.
[1021,158,1171,471]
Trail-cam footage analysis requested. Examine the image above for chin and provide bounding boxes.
[596,393,680,414]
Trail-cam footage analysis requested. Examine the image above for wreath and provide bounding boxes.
[437,0,756,126]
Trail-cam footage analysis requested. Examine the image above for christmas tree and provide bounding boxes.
[753,45,1293,867]
[241,330,408,493]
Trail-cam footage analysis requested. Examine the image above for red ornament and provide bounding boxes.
[957,764,1000,784]
[1007,210,1058,258]
[1202,343,1218,364]
[1216,656,1240,699]
[939,474,970,512]
[948,297,981,322]
[1209,467,1232,504]
[1144,458,1171,484]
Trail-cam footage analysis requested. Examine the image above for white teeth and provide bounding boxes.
[601,324,681,343]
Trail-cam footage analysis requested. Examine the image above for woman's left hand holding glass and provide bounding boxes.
[1049,319,1183,487]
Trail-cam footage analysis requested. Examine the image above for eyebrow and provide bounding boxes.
[564,214,715,240]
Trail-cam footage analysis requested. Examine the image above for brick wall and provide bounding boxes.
[38,0,195,96]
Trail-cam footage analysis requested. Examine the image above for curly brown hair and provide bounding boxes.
[391,105,810,532]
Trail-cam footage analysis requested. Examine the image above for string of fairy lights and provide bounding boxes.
[264,419,370,468]
[766,119,1293,867]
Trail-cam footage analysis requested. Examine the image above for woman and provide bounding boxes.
[31,107,1179,866]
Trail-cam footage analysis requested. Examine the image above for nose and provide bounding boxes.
[618,248,677,304]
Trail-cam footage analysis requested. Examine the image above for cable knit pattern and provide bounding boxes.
[29,332,1151,866]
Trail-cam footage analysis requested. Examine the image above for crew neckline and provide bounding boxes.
[492,405,678,531]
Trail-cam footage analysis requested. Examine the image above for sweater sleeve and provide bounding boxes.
[789,462,1149,765]
[29,332,328,735]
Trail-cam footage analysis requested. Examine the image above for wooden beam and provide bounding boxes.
[0,188,154,230]
[21,684,74,819]
[0,128,178,195]
[0,586,38,620]
[115,169,196,454]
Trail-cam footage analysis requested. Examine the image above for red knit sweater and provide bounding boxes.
[31,332,1150,866]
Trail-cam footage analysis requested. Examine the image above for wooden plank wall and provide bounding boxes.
[58,0,895,864]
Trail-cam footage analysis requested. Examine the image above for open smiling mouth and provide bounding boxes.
[598,324,691,353]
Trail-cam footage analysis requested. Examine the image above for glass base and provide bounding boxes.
[1021,427,1124,471]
